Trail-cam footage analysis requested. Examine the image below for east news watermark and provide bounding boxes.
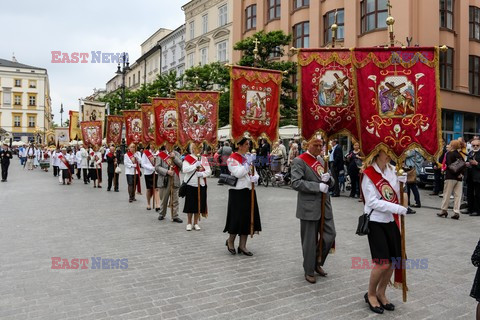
[51,257,128,269]
[351,257,428,270]
[51,51,129,64]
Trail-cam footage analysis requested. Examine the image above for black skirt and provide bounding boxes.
[223,188,261,235]
[89,168,102,181]
[471,268,480,302]
[183,185,207,214]
[145,174,158,189]
[367,221,402,263]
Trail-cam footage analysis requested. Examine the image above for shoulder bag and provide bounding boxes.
[356,209,374,236]
[448,158,466,175]
[218,173,238,187]
[178,169,197,198]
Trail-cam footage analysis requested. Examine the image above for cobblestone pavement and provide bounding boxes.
[1,162,479,320]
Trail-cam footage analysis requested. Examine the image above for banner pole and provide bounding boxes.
[317,137,329,267]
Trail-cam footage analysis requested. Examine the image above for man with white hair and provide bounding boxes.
[25,143,36,170]
[57,147,71,185]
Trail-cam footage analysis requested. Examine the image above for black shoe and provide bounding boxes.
[155,208,160,212]
[146,207,151,211]
[378,300,395,311]
[470,212,480,216]
[364,293,384,314]
[237,247,253,256]
[84,182,88,184]
[114,189,119,192]
[107,188,111,191]
[411,203,421,208]
[158,215,165,221]
[407,207,416,214]
[172,217,183,223]
[226,240,236,255]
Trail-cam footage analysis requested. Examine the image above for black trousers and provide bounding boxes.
[349,172,360,197]
[1,162,9,180]
[467,179,480,213]
[407,183,421,206]
[83,168,89,183]
[330,164,340,196]
[53,166,59,177]
[76,167,81,179]
[108,172,119,190]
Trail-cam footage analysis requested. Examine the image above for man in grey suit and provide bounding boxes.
[291,136,336,284]
[155,147,183,223]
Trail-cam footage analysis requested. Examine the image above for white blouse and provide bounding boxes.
[227,154,259,190]
[182,154,211,187]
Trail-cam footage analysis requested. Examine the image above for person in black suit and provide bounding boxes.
[106,145,119,192]
[329,139,344,197]
[0,143,13,182]
[466,139,480,216]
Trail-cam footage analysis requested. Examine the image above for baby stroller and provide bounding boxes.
[271,165,291,187]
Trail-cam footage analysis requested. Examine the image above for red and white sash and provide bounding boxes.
[143,149,155,166]
[158,151,179,176]
[229,152,244,165]
[298,152,325,178]
[57,154,70,169]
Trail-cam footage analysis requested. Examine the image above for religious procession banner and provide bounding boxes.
[152,98,178,148]
[353,47,441,163]
[106,115,124,146]
[80,121,102,147]
[141,103,156,146]
[123,110,143,146]
[82,101,105,122]
[175,91,219,149]
[55,127,70,146]
[230,65,282,146]
[69,111,82,141]
[298,48,358,142]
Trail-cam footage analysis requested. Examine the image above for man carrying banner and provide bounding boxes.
[106,145,119,192]
[57,147,71,185]
[155,146,183,223]
[141,145,160,211]
[291,136,336,284]
[124,143,141,203]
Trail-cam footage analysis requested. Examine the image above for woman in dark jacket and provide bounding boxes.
[470,238,480,320]
[437,140,465,219]
[345,142,362,198]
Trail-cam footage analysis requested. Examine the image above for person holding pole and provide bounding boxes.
[291,136,335,284]
[141,145,159,211]
[124,143,141,203]
[361,150,408,314]
[182,143,211,231]
[89,146,102,189]
[155,146,183,223]
[223,137,261,256]
[106,145,119,192]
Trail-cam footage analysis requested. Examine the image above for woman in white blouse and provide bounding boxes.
[223,138,261,256]
[182,144,211,231]
[361,150,407,314]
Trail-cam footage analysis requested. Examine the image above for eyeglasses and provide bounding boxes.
[472,145,480,147]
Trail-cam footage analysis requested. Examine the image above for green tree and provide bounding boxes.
[234,30,297,126]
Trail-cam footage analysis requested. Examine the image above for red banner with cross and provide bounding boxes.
[123,110,142,146]
[106,115,124,146]
[152,97,178,148]
[141,103,156,146]
[80,121,102,147]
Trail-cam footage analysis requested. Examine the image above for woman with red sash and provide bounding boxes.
[124,143,141,203]
[361,150,407,314]
[223,138,261,256]
[141,145,159,211]
[182,144,211,231]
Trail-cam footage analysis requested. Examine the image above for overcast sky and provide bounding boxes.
[0,0,185,125]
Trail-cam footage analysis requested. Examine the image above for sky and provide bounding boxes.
[0,0,185,125]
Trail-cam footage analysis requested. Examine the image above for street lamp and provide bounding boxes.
[116,53,131,114]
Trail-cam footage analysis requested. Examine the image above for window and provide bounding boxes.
[172,49,176,62]
[269,46,282,59]
[14,116,21,127]
[29,80,37,88]
[470,6,480,40]
[133,74,136,85]
[440,0,454,30]
[268,0,281,20]
[202,14,208,34]
[200,48,208,66]
[29,95,36,106]
[28,116,35,127]
[138,71,140,83]
[217,41,227,62]
[188,53,194,68]
[361,0,388,33]
[293,0,309,10]
[189,21,195,40]
[219,5,228,27]
[14,79,21,87]
[293,22,310,48]
[245,5,257,31]
[469,55,480,95]
[14,94,21,106]
[324,9,345,44]
[439,47,454,90]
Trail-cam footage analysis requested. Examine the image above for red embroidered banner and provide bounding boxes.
[152,98,178,148]
[175,91,219,149]
[106,115,124,145]
[298,49,358,142]
[123,110,142,146]
[230,66,282,146]
[354,47,441,162]
[80,121,102,147]
[141,103,156,146]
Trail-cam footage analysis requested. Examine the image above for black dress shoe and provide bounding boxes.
[305,274,316,284]
[107,188,111,191]
[378,300,395,311]
[411,203,421,208]
[172,217,183,223]
[407,207,416,214]
[155,208,160,212]
[225,240,236,255]
[315,266,328,277]
[364,293,384,314]
[114,189,119,192]
[237,247,253,256]
[158,215,165,221]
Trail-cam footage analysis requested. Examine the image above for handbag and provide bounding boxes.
[178,170,197,198]
[115,166,122,174]
[356,209,374,236]
[218,173,238,187]
[448,158,466,175]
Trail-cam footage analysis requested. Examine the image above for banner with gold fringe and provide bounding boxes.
[152,98,178,148]
[123,110,142,146]
[80,121,102,147]
[106,115,123,146]
[141,103,156,146]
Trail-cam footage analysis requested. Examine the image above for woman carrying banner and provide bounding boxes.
[223,137,261,256]
[182,143,211,231]
[88,145,103,188]
[361,149,408,314]
[141,145,159,210]
[124,143,141,203]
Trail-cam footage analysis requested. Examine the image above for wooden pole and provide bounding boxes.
[197,177,201,217]
[398,167,407,302]
[317,137,329,267]
[152,155,156,210]
[250,164,255,238]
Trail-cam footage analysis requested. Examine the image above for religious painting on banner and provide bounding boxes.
[106,115,124,145]
[152,98,178,148]
[175,91,219,149]
[80,121,102,147]
[298,49,358,142]
[141,103,156,146]
[353,47,442,162]
[123,110,143,146]
[69,111,82,141]
[230,66,282,145]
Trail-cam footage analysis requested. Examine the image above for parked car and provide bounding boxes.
[417,160,435,188]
